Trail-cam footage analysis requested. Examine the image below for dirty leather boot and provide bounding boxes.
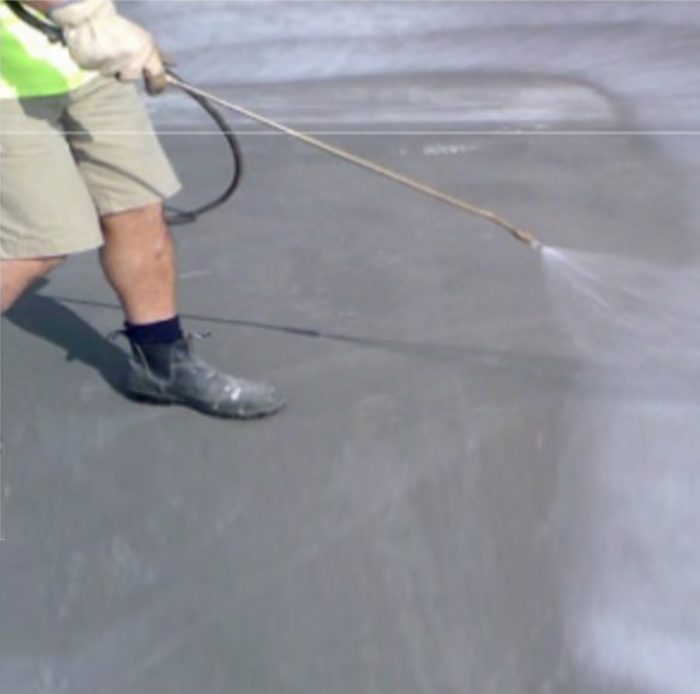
[124,336,285,419]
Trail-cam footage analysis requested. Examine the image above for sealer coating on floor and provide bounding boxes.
[2,3,700,693]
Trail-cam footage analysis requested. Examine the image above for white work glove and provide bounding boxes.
[49,0,168,94]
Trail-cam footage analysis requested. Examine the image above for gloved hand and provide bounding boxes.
[49,0,168,94]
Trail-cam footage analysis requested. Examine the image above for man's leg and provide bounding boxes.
[65,77,283,418]
[0,256,65,313]
[98,201,284,419]
[98,201,176,324]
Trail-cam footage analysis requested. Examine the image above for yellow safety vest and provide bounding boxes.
[0,1,97,98]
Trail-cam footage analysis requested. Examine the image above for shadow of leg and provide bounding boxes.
[4,284,130,394]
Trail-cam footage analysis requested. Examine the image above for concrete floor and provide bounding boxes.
[2,3,700,693]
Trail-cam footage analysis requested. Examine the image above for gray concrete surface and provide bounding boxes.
[2,2,700,693]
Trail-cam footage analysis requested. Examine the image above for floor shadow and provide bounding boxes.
[4,283,130,395]
[40,292,700,405]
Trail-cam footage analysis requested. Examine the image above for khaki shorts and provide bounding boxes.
[0,75,181,259]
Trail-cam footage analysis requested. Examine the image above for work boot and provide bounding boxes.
[123,335,285,419]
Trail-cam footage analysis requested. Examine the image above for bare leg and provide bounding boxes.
[99,201,284,418]
[99,202,177,324]
[1,256,65,312]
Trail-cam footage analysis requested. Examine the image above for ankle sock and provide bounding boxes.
[124,316,183,346]
[125,317,184,377]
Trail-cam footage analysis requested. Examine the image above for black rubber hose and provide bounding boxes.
[6,1,64,41]
[164,71,244,226]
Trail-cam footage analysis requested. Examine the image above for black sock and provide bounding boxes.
[124,316,183,346]
[125,317,184,377]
